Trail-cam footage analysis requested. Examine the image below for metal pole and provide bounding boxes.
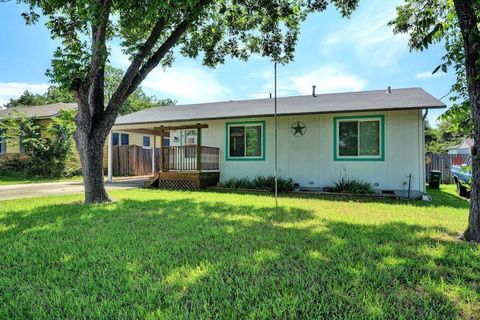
[274,62,278,207]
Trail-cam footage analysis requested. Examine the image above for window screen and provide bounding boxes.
[228,123,263,159]
[121,133,129,146]
[143,136,150,147]
[337,118,381,158]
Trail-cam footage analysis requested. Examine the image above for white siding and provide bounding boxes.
[113,109,425,193]
[200,110,424,193]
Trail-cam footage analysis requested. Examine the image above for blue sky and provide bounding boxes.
[0,1,454,124]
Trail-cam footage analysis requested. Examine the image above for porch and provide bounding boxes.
[107,123,220,189]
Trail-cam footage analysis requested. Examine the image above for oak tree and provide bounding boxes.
[16,0,360,204]
[391,0,480,242]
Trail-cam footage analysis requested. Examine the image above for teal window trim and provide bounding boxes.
[333,115,385,161]
[226,120,266,161]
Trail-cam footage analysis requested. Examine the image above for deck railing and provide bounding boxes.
[162,145,219,171]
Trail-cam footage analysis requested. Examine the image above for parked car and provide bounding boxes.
[451,156,472,197]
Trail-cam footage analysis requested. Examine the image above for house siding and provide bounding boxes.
[198,109,424,193]
[112,109,425,194]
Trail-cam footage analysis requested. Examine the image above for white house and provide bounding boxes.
[447,138,474,155]
[110,87,445,198]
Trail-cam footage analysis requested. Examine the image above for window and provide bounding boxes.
[184,130,197,158]
[143,136,150,147]
[113,133,119,146]
[226,121,265,160]
[0,129,5,154]
[19,137,25,154]
[121,133,129,146]
[334,116,384,161]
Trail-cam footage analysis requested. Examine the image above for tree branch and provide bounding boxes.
[124,19,190,97]
[87,0,112,119]
[103,0,212,130]
[107,18,167,109]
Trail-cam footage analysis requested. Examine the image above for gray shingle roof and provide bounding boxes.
[115,87,445,126]
[0,103,78,120]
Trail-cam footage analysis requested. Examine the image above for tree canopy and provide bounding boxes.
[5,66,175,115]
[14,0,361,203]
[390,0,473,137]
[5,86,76,108]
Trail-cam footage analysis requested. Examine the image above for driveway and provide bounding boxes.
[0,177,147,201]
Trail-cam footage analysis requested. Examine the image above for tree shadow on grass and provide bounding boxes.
[0,197,478,319]
[256,186,470,210]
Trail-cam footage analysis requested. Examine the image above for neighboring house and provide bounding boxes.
[447,138,474,155]
[110,87,445,198]
[0,103,152,169]
[0,103,78,155]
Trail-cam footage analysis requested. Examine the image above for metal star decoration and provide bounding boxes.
[291,121,306,137]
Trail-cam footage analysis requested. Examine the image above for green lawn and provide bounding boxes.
[1,186,479,319]
[0,174,82,186]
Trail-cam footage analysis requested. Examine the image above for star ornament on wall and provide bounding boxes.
[290,121,306,137]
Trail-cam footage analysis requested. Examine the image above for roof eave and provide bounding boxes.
[114,105,446,127]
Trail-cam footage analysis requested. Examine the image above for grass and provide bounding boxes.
[0,185,479,319]
[0,173,82,186]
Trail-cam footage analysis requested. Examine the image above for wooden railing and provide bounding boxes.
[162,145,219,171]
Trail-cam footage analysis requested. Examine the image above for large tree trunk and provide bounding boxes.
[75,126,111,204]
[453,0,480,242]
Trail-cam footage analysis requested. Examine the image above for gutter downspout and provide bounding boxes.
[422,109,429,120]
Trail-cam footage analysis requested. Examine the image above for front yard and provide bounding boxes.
[1,186,479,318]
[0,174,82,186]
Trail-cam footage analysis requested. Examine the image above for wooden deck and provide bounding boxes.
[146,171,220,189]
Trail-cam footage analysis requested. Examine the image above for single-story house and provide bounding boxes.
[0,103,152,170]
[0,103,78,155]
[447,138,474,155]
[110,87,445,198]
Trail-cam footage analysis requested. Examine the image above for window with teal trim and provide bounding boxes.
[335,116,384,160]
[226,122,265,160]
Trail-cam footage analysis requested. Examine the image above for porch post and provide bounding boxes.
[159,129,164,172]
[151,135,156,174]
[196,124,202,172]
[107,131,113,182]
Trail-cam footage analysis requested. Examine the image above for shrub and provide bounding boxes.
[219,176,294,193]
[0,110,79,178]
[332,178,374,194]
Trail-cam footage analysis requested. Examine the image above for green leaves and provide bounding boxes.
[391,0,477,138]
[18,0,361,85]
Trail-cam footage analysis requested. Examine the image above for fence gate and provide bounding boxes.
[113,145,161,177]
[425,153,470,183]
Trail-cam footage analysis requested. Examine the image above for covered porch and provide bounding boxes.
[107,123,220,189]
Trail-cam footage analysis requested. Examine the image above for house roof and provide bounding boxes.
[0,103,78,120]
[115,87,445,126]
[446,138,474,151]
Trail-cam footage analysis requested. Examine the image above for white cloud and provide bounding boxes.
[287,66,366,95]
[415,71,446,79]
[109,43,232,104]
[0,82,50,106]
[251,66,367,98]
[142,66,232,104]
[323,1,408,69]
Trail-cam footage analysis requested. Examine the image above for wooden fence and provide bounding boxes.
[113,145,161,177]
[425,153,470,183]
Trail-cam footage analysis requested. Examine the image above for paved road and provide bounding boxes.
[0,178,147,201]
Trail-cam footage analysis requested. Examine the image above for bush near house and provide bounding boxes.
[219,176,295,193]
[0,110,79,178]
[332,178,374,194]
